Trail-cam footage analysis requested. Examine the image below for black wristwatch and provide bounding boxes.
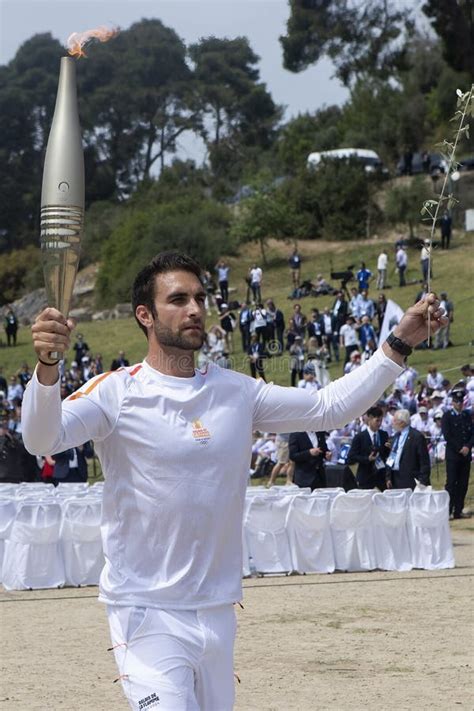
[385,332,413,357]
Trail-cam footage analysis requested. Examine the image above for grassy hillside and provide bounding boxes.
[1,231,472,385]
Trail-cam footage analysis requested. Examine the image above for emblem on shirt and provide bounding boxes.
[192,419,211,445]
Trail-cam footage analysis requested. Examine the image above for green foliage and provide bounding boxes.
[276,107,344,174]
[230,190,299,263]
[96,192,232,307]
[0,246,42,305]
[280,0,413,85]
[281,160,372,240]
[81,201,123,267]
[422,0,474,76]
[385,176,432,238]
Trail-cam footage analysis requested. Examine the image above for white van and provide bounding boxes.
[307,148,387,175]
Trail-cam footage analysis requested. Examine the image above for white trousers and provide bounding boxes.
[107,604,236,711]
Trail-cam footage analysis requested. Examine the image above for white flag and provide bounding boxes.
[379,299,404,344]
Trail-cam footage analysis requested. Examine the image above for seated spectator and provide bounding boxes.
[7,375,23,403]
[410,406,432,436]
[426,365,444,391]
[297,362,320,391]
[17,363,32,390]
[428,390,446,417]
[344,350,361,374]
[7,397,23,439]
[311,274,333,295]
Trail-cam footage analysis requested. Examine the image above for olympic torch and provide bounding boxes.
[40,27,118,358]
[40,56,84,358]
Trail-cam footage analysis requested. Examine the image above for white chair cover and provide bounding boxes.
[408,491,454,570]
[286,495,335,573]
[56,482,89,492]
[312,487,344,500]
[61,499,104,586]
[245,495,292,573]
[372,492,412,571]
[383,488,413,497]
[2,502,65,590]
[330,492,376,571]
[0,499,17,582]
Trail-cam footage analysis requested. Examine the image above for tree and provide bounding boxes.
[422,0,474,76]
[277,106,344,174]
[0,34,64,251]
[280,0,414,86]
[282,159,373,240]
[189,36,281,150]
[385,176,433,239]
[78,19,201,194]
[96,190,232,307]
[230,189,301,264]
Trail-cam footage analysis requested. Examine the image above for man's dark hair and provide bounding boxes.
[366,406,383,418]
[132,251,202,336]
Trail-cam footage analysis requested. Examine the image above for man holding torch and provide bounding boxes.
[22,249,447,711]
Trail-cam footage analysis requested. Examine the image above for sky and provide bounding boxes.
[0,0,349,164]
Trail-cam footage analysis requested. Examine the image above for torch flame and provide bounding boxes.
[67,26,119,58]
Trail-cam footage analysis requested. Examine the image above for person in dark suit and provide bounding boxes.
[385,409,431,490]
[247,334,266,381]
[289,431,329,490]
[442,387,474,518]
[111,351,130,371]
[52,443,92,486]
[347,405,389,489]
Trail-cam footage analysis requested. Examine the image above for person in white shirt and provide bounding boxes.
[410,406,432,435]
[22,251,447,711]
[7,375,23,403]
[339,316,359,364]
[427,366,444,391]
[376,250,388,289]
[396,246,408,287]
[248,263,263,304]
[420,240,430,282]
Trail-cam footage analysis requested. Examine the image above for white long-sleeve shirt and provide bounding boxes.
[22,349,402,609]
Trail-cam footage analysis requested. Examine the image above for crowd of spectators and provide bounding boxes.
[0,240,470,507]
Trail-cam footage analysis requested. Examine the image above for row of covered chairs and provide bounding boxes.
[0,496,103,590]
[243,489,454,576]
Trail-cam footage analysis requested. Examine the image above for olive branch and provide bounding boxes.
[420,83,474,342]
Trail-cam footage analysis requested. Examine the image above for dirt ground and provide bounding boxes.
[1,527,473,711]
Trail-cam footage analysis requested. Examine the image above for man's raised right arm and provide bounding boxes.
[22,308,116,455]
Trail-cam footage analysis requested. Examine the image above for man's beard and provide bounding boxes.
[152,319,205,351]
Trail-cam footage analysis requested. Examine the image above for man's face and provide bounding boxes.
[145,270,206,351]
[368,415,382,431]
[393,416,407,432]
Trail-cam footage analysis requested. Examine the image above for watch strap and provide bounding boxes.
[386,332,413,357]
